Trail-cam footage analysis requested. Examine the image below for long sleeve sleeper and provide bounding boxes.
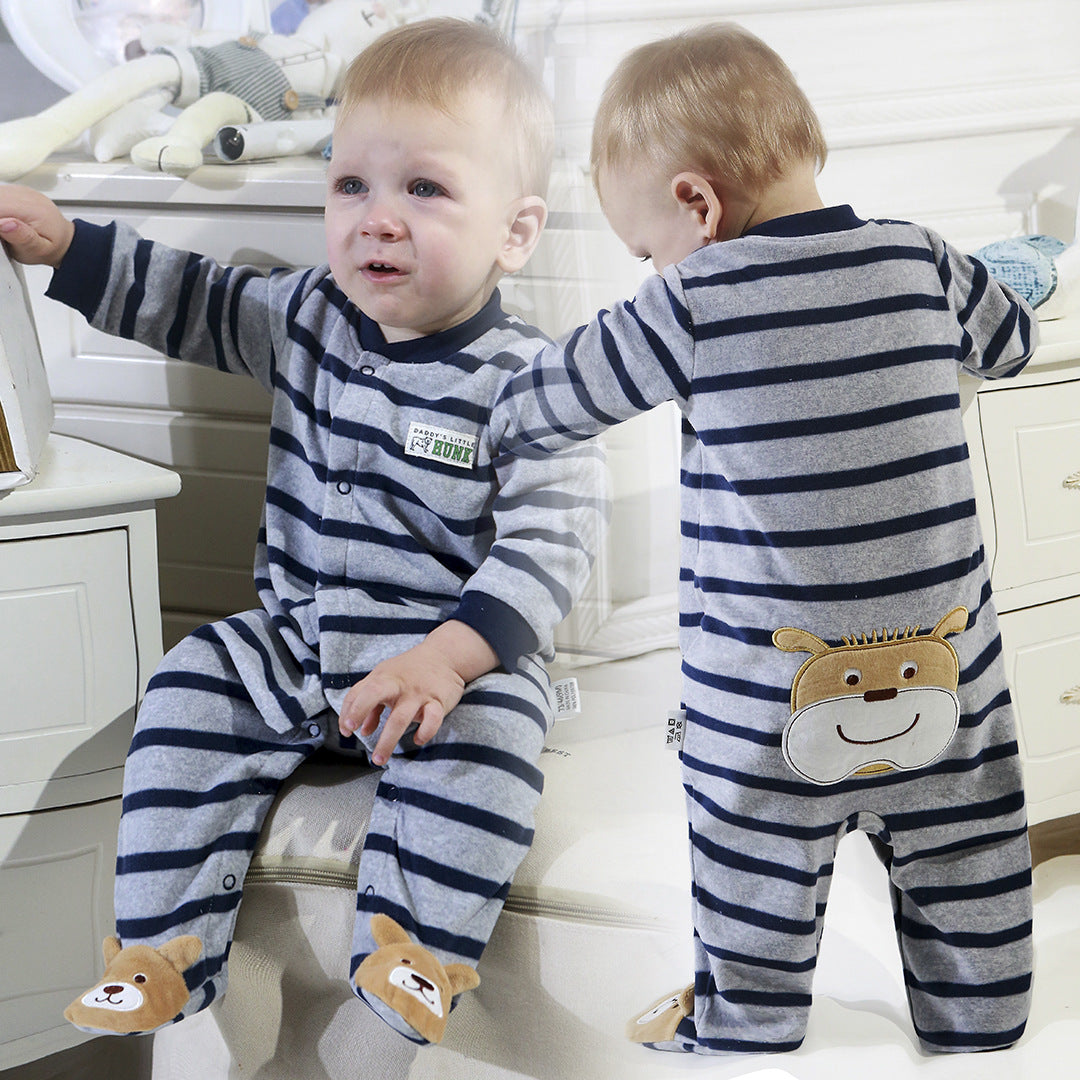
[494,205,1036,1054]
[48,219,605,1037]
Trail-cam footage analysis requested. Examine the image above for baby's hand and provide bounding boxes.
[338,641,468,766]
[0,184,75,267]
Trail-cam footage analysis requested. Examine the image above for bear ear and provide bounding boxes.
[444,963,481,996]
[932,606,968,639]
[370,913,412,949]
[158,935,203,974]
[103,936,123,965]
[773,627,830,655]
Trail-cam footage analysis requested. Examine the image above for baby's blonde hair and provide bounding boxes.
[591,22,826,197]
[336,17,554,198]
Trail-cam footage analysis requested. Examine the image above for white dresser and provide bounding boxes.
[0,434,179,1069]
[964,317,1080,829]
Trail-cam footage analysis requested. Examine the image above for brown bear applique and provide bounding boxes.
[354,914,480,1044]
[773,606,967,785]
[64,935,202,1034]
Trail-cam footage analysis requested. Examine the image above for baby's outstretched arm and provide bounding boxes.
[338,620,499,766]
[0,184,75,267]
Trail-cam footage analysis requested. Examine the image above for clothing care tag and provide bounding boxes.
[665,710,686,750]
[405,421,478,469]
[551,677,581,720]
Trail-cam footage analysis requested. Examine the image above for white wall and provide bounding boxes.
[528,0,1080,252]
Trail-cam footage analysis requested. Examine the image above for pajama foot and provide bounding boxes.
[354,914,479,1044]
[64,935,202,1034]
[627,985,698,1050]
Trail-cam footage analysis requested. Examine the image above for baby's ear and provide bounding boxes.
[671,172,722,241]
[498,196,547,274]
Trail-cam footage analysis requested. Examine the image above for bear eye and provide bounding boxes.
[133,974,147,984]
[399,957,413,966]
[844,668,862,687]
[901,661,918,680]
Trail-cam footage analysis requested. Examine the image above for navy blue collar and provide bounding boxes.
[744,204,865,238]
[357,290,507,363]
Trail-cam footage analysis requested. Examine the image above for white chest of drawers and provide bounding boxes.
[0,433,179,1069]
[964,315,1080,828]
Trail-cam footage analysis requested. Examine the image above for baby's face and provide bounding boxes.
[325,93,530,341]
[597,163,711,274]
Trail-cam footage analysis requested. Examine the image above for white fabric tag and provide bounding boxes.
[665,710,686,750]
[551,677,581,719]
[405,422,478,469]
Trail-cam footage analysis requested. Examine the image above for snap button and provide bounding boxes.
[282,89,300,111]
[223,874,237,890]
[337,480,352,495]
[385,784,398,801]
[360,365,375,376]
[307,723,321,738]
[364,885,375,896]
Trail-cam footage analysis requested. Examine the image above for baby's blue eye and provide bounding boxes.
[338,177,366,196]
[411,179,443,198]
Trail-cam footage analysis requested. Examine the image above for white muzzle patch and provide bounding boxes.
[388,964,444,1018]
[783,685,959,784]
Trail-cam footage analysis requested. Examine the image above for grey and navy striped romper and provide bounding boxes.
[495,205,1036,1054]
[46,218,605,1036]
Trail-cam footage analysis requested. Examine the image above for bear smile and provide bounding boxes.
[836,713,920,745]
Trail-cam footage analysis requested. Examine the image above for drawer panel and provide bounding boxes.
[979,379,1080,591]
[999,597,1080,825]
[0,529,137,795]
[0,798,119,1067]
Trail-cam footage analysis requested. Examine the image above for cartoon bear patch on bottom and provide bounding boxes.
[773,606,967,785]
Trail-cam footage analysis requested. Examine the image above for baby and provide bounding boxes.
[0,17,604,1046]
[494,22,1036,1056]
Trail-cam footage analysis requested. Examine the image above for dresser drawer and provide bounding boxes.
[978,378,1080,591]
[998,596,1080,825]
[0,797,119,1066]
[0,528,137,800]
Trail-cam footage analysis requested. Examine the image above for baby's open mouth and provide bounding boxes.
[366,262,400,275]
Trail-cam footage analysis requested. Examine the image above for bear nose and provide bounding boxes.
[864,687,898,702]
[103,985,124,995]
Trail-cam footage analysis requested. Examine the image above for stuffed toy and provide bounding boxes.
[975,203,1080,319]
[0,1,422,180]
[64,935,203,1033]
[354,914,480,1044]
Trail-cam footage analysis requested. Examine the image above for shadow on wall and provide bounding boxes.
[0,25,65,122]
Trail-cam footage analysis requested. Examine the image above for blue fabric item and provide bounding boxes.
[974,235,1065,308]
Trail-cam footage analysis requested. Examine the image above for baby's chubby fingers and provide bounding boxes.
[369,697,438,766]
[337,674,392,738]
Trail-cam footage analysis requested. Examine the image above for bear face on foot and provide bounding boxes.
[628,985,694,1043]
[355,914,479,1044]
[64,935,202,1034]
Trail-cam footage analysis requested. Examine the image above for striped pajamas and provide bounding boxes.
[47,219,604,1033]
[495,205,1036,1053]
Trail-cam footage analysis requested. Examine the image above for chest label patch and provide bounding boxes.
[405,422,478,470]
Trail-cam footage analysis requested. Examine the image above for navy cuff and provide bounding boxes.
[452,591,539,672]
[46,218,116,320]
